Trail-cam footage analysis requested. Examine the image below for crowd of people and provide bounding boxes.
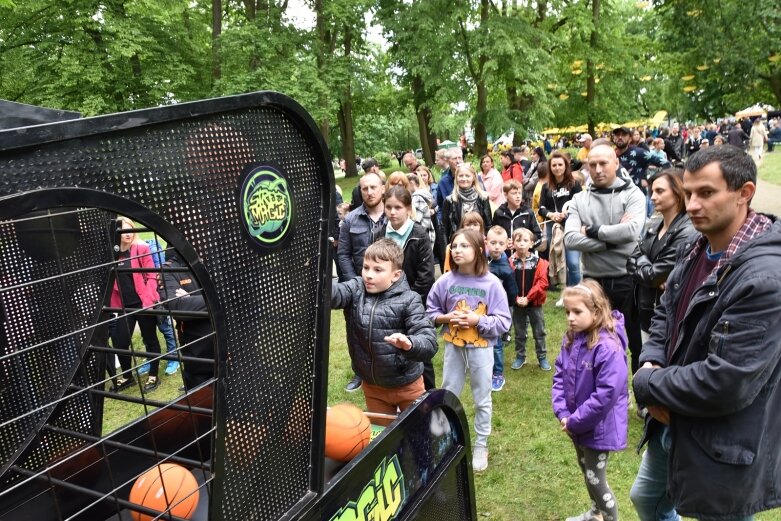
[331,126,781,521]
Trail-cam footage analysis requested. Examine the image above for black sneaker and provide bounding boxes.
[345,375,362,393]
[143,376,160,393]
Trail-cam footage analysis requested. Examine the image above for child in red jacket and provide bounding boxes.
[509,228,550,371]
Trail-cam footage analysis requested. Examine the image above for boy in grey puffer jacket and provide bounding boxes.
[331,239,438,423]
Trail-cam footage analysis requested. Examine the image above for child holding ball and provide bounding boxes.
[552,279,628,521]
[427,229,512,472]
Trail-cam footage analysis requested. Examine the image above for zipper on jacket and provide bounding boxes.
[368,295,380,384]
[716,321,729,356]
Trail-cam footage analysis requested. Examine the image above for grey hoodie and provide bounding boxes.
[564,175,646,278]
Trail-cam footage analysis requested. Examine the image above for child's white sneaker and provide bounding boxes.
[555,297,565,307]
[472,446,488,472]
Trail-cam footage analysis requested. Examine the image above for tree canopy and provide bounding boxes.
[1,0,778,164]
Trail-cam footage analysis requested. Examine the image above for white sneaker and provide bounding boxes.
[555,297,564,307]
[472,446,488,472]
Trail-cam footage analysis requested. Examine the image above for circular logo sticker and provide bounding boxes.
[240,164,293,250]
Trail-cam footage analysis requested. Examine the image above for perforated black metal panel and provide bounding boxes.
[0,93,333,521]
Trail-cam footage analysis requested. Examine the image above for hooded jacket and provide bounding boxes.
[331,275,438,387]
[372,222,435,302]
[563,176,646,278]
[492,203,542,245]
[552,311,629,451]
[633,217,781,520]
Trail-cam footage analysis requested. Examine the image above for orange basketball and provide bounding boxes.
[324,403,371,462]
[129,463,200,521]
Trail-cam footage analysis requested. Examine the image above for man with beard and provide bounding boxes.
[612,126,670,192]
[338,172,387,392]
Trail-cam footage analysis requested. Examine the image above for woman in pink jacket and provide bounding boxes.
[110,217,162,392]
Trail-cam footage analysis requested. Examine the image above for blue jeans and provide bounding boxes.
[630,428,754,521]
[565,247,581,286]
[630,426,680,521]
[493,342,504,376]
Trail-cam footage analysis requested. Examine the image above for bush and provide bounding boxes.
[372,151,393,170]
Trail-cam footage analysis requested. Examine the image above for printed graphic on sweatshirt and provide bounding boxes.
[443,299,488,347]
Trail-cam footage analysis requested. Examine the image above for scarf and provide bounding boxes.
[458,186,478,214]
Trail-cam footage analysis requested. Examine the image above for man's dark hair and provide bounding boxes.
[361,158,379,172]
[685,145,756,191]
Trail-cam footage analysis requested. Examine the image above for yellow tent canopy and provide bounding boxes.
[542,111,668,135]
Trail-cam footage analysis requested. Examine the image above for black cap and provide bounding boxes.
[612,126,631,134]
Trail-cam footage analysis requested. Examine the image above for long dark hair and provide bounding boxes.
[532,146,547,163]
[548,150,574,189]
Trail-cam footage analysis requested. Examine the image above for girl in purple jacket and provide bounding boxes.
[552,279,628,521]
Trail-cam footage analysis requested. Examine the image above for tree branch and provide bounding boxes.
[457,17,478,81]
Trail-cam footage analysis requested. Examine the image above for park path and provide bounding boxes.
[752,177,781,215]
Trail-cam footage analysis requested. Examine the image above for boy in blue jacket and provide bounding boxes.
[486,226,518,391]
[331,239,438,423]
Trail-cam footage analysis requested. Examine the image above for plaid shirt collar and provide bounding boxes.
[685,210,773,271]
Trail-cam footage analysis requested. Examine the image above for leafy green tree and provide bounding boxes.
[0,0,211,115]
[652,0,781,116]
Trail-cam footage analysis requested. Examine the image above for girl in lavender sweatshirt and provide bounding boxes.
[426,229,512,473]
[552,279,628,521]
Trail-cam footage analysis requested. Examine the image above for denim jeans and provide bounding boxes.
[564,247,582,286]
[493,342,504,375]
[630,426,680,521]
[631,426,755,521]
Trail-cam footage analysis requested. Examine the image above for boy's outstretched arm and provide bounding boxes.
[330,278,361,310]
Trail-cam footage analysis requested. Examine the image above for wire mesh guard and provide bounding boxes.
[0,210,215,521]
[0,99,331,521]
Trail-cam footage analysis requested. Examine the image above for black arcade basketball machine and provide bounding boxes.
[0,93,478,521]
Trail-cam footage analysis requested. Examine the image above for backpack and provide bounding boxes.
[145,239,165,269]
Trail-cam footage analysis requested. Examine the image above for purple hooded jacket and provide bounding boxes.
[551,311,629,451]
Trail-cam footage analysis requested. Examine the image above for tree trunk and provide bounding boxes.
[472,0,490,156]
[586,0,600,136]
[506,80,535,146]
[474,79,488,156]
[338,99,357,178]
[212,0,221,81]
[338,28,357,178]
[314,0,331,146]
[411,75,437,166]
[769,69,781,107]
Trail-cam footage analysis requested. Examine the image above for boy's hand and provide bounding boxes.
[560,417,569,433]
[385,333,412,351]
[516,296,528,307]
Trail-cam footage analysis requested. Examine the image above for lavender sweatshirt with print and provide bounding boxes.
[426,270,512,348]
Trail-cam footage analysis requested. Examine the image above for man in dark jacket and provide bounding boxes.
[631,145,781,521]
[338,171,387,392]
[159,251,214,390]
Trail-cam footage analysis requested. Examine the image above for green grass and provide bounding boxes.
[758,148,781,186]
[329,297,781,521]
[328,173,781,520]
[108,170,781,520]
